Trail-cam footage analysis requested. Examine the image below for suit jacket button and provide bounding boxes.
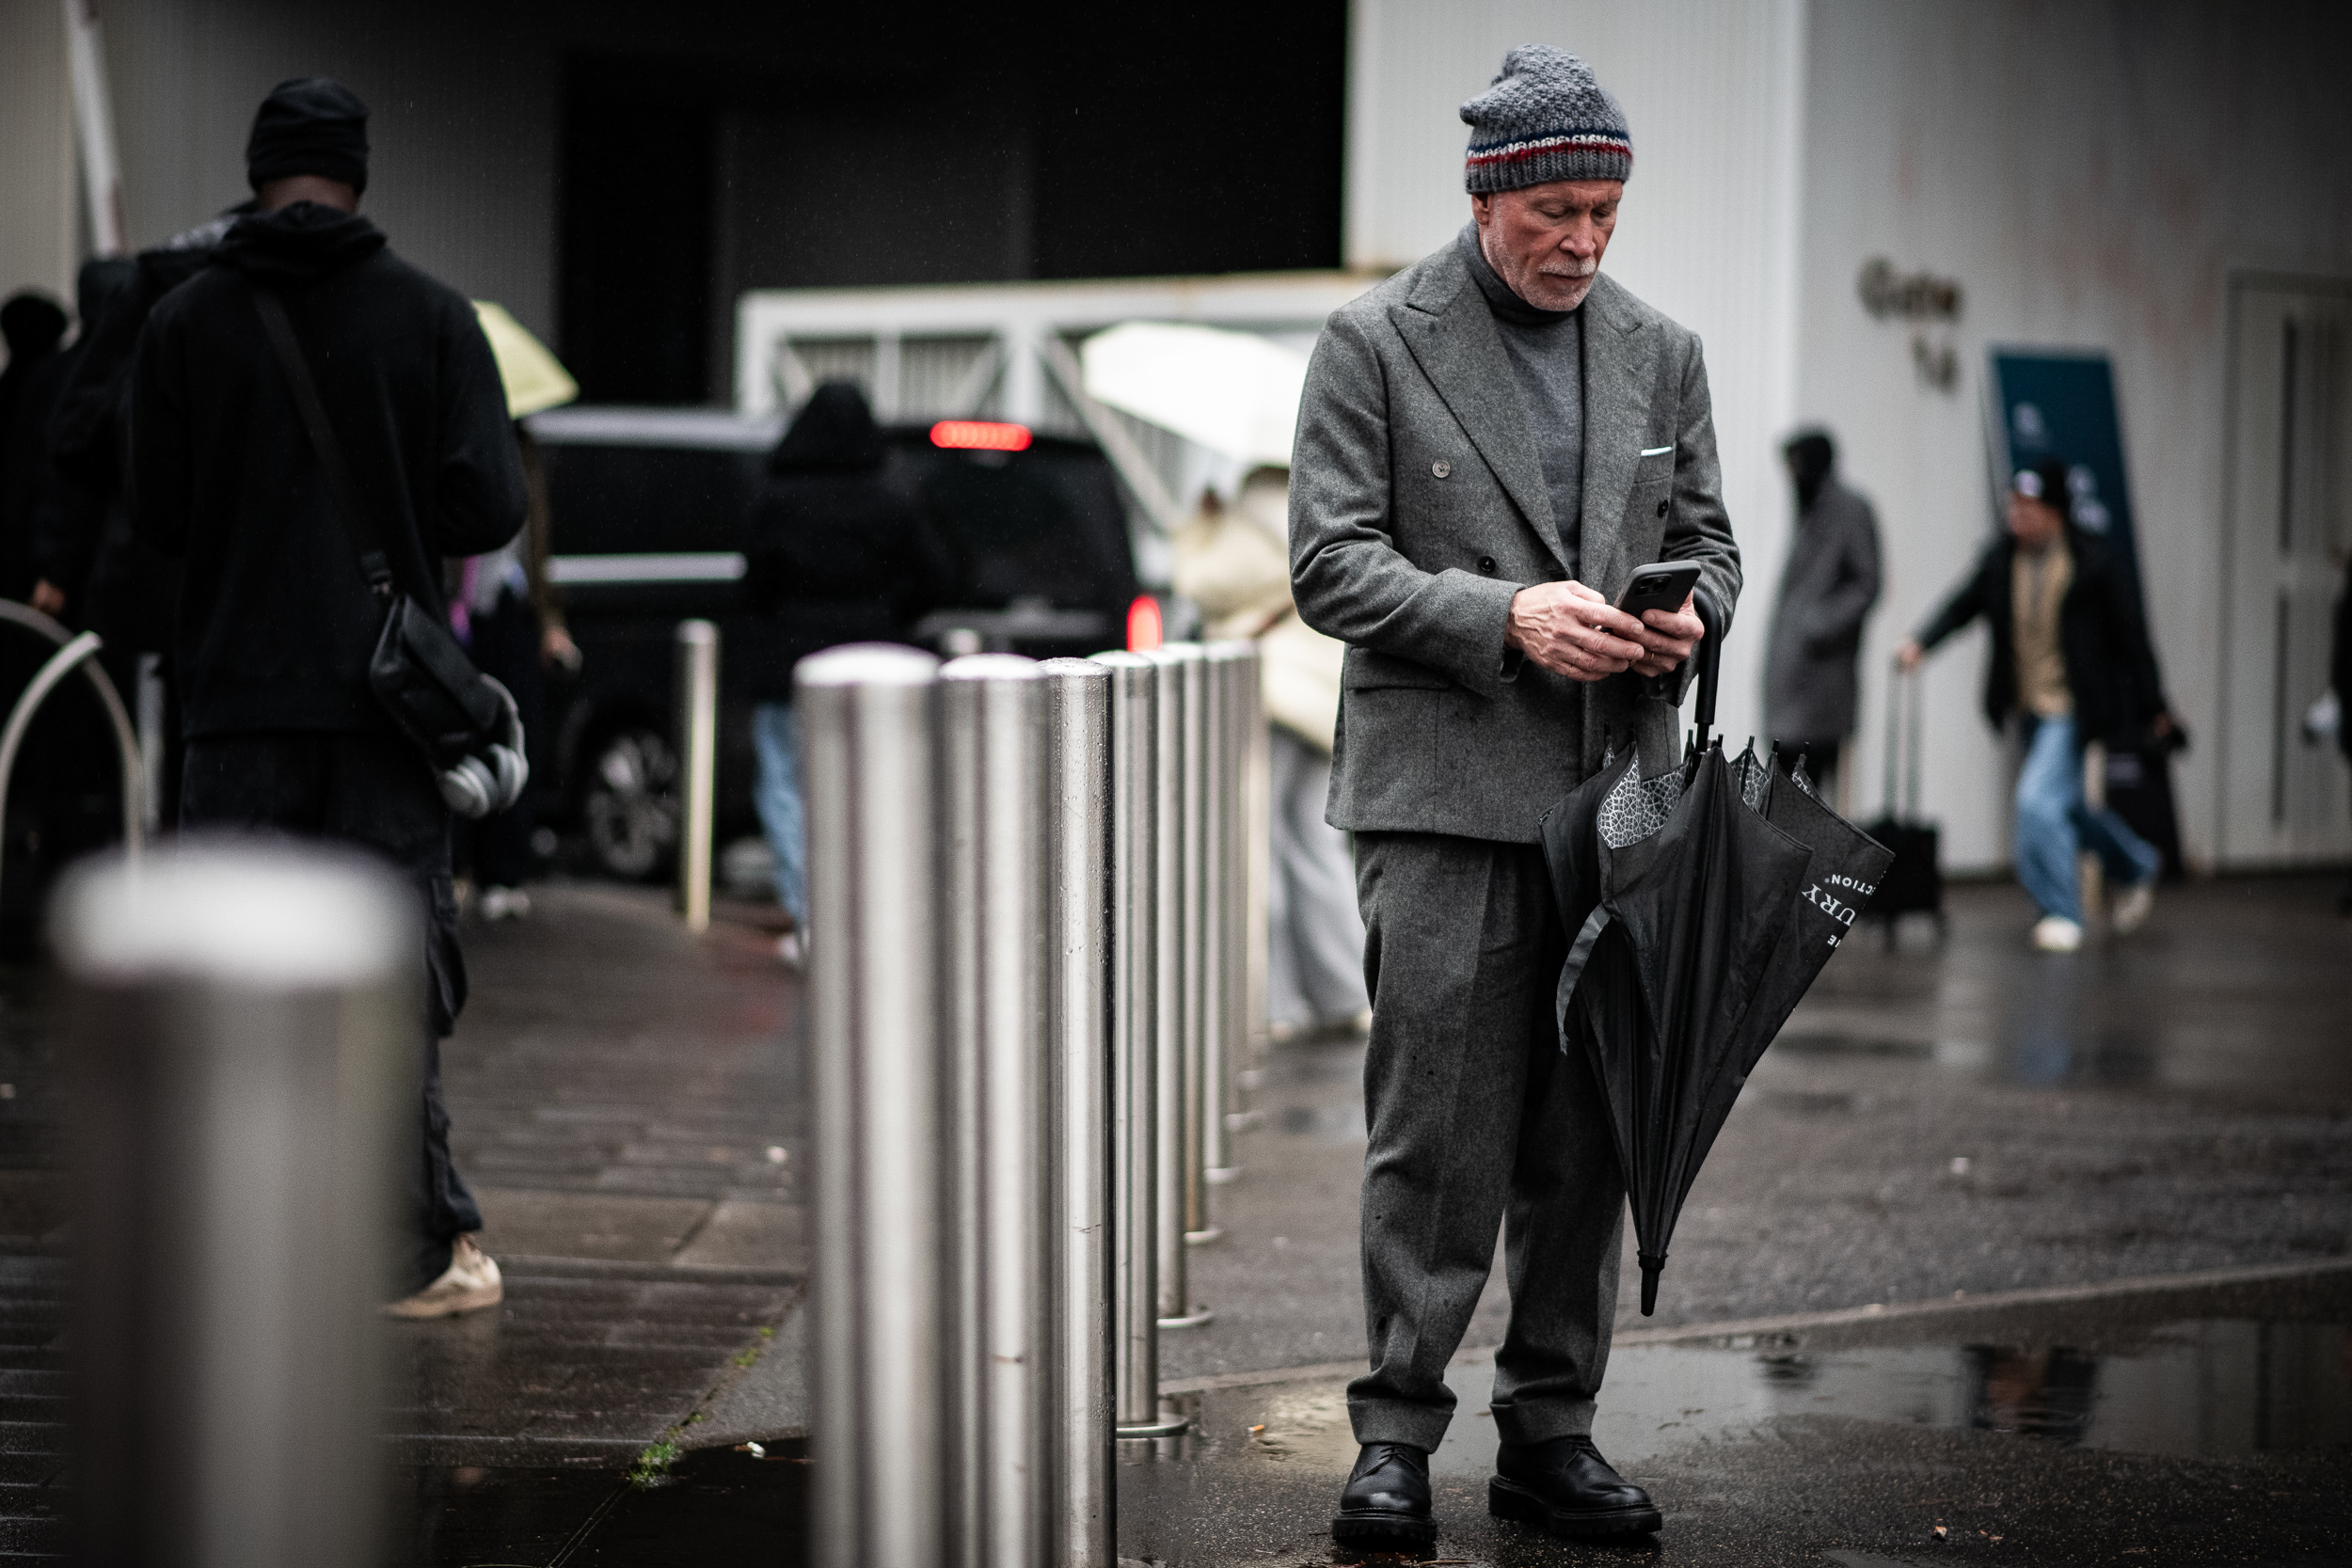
[1432,459,1452,478]
[1478,555,1496,573]
[1656,499,1670,517]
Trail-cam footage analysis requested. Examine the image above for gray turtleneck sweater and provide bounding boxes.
[1459,223,1584,582]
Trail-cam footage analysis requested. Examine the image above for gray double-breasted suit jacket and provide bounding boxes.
[1289,249,1742,843]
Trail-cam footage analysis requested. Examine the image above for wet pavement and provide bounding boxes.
[389,1268,2352,1564]
[1,870,2348,1561]
[0,879,810,1560]
[392,882,806,1467]
[1172,873,2352,1379]
[1120,1265,2352,1566]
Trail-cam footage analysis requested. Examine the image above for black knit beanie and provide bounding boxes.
[2012,457,2074,518]
[246,77,371,194]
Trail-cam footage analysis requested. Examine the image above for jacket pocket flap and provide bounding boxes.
[1343,646,1454,690]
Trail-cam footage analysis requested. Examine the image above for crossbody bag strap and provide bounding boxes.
[249,285,397,604]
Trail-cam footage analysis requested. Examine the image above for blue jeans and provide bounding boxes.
[2014,714,2159,924]
[753,701,808,927]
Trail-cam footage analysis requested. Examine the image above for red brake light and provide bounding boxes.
[1126,594,1164,653]
[930,420,1032,452]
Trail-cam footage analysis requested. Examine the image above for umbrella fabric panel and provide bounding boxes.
[1079,321,1309,467]
[1666,754,1896,1260]
[1537,747,1635,952]
[1541,735,1890,1319]
[472,301,578,419]
[1596,752,1815,1302]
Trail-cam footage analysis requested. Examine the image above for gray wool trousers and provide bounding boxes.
[1347,831,1626,1452]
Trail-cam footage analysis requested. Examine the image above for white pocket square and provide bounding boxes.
[1639,444,1675,457]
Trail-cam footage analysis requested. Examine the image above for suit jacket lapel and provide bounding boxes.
[1389,248,1564,571]
[1577,275,1660,587]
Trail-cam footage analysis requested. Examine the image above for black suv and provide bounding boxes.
[527,406,1142,880]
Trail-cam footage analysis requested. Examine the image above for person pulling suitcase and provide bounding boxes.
[1895,459,2174,952]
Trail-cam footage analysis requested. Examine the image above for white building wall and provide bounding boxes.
[1796,0,2352,871]
[1346,0,1808,759]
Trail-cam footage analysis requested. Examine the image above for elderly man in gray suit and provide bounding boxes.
[1290,46,1740,1548]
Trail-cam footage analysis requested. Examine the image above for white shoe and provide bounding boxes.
[479,886,532,923]
[383,1234,503,1320]
[776,931,804,968]
[2112,879,2155,934]
[2031,915,2084,953]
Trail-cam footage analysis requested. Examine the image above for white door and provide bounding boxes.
[2217,277,2352,867]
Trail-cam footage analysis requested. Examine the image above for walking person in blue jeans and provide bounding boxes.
[739,382,955,963]
[1898,458,2174,952]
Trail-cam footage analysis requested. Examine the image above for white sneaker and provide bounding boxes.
[2031,915,2084,953]
[2112,878,2155,934]
[776,931,804,968]
[383,1233,503,1320]
[479,886,532,923]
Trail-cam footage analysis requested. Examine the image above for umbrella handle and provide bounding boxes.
[1638,1251,1667,1316]
[1691,593,1724,751]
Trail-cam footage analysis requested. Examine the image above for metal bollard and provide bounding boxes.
[1040,658,1117,1560]
[1175,645,1217,1244]
[1202,643,1256,1188]
[1093,654,1188,1435]
[940,655,1052,1568]
[1145,644,1211,1326]
[55,844,414,1568]
[1193,646,1229,1204]
[1240,648,1271,1060]
[675,619,720,932]
[800,644,947,1568]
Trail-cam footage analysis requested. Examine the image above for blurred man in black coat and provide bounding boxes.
[132,78,526,1316]
[23,259,138,623]
[0,292,70,601]
[1762,429,1881,804]
[739,380,954,962]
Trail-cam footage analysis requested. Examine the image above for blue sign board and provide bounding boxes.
[1988,350,2145,610]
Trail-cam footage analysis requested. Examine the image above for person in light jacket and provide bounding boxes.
[1172,467,1368,1038]
[1762,428,1881,804]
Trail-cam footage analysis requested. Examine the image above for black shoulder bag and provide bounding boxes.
[251,286,526,818]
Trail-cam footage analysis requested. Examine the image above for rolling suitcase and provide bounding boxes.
[1863,666,1944,947]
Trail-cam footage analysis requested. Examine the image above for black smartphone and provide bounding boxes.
[1613,560,1702,617]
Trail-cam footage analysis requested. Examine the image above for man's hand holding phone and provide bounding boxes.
[1506,579,1705,682]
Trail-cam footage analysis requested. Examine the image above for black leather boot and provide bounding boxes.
[1489,1435,1661,1537]
[1332,1442,1437,1548]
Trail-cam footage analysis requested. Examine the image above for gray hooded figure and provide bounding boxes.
[1762,429,1881,796]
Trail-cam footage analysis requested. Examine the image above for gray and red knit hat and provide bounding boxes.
[1461,45,1631,193]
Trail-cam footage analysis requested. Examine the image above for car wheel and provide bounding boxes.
[581,726,678,881]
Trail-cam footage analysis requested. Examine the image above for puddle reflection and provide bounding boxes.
[1165,1319,2352,1481]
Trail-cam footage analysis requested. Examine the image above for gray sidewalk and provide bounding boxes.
[393,882,809,1467]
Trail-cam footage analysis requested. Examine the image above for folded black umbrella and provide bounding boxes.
[1537,624,1891,1317]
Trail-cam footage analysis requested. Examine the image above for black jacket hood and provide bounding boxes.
[770,381,886,473]
[215,202,387,286]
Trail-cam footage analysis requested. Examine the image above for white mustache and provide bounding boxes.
[1543,256,1599,279]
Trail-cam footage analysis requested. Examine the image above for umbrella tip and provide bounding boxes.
[1638,1253,1665,1316]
